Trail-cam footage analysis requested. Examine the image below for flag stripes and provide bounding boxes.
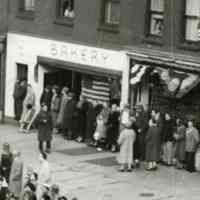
[82,75,110,103]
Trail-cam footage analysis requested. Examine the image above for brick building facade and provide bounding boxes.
[1,0,200,119]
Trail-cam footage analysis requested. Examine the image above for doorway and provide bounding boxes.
[44,68,82,99]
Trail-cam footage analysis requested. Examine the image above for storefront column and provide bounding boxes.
[0,36,6,123]
[120,55,130,108]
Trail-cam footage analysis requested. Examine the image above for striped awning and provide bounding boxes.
[130,64,148,85]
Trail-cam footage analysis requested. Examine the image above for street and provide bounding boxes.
[0,123,200,200]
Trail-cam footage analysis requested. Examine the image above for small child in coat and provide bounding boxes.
[117,121,136,172]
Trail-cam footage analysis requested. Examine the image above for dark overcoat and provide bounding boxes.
[145,125,160,162]
[174,125,186,161]
[35,110,52,141]
[63,99,77,130]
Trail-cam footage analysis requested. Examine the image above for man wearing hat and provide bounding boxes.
[63,92,77,140]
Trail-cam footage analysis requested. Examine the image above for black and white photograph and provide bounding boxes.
[0,0,200,199]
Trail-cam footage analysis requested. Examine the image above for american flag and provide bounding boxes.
[81,75,110,104]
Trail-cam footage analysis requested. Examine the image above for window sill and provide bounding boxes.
[178,41,200,51]
[54,17,74,27]
[142,35,164,46]
[16,11,35,20]
[98,24,120,34]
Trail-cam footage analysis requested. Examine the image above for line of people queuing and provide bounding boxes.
[0,143,77,200]
[38,84,200,174]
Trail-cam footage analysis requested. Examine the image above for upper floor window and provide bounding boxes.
[104,0,120,26]
[24,0,35,11]
[19,0,35,12]
[58,0,75,19]
[185,0,200,42]
[149,0,164,37]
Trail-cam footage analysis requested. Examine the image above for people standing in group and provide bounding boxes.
[74,95,89,143]
[63,92,77,140]
[9,150,24,200]
[13,79,27,121]
[117,121,136,172]
[162,113,174,166]
[0,143,13,184]
[185,120,199,173]
[37,152,51,200]
[174,118,186,169]
[35,104,53,154]
[50,86,61,134]
[145,118,160,171]
[106,103,120,152]
[56,86,69,134]
[40,85,53,111]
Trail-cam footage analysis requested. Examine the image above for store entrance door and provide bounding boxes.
[44,69,82,99]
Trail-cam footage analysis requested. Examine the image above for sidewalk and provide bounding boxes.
[0,124,200,200]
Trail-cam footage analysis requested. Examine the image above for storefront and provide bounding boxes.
[5,33,128,118]
[127,48,200,125]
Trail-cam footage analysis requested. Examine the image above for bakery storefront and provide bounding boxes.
[5,33,128,118]
[128,49,200,126]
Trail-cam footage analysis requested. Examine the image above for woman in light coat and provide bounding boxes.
[9,150,23,199]
[117,121,136,172]
[37,152,51,200]
[19,84,35,132]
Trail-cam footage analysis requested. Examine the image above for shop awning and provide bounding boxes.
[154,67,200,98]
[37,56,122,78]
[130,64,148,85]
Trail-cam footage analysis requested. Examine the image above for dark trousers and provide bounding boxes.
[39,140,51,152]
[185,151,195,172]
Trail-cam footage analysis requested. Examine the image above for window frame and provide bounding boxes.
[98,0,120,33]
[178,0,200,51]
[184,0,200,43]
[54,0,75,27]
[148,0,164,38]
[17,0,35,20]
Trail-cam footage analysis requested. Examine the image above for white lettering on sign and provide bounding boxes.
[49,43,110,66]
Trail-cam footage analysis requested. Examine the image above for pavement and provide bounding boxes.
[0,123,200,200]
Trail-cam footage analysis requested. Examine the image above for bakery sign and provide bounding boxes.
[49,42,123,70]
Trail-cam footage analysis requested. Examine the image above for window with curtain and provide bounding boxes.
[149,0,164,36]
[24,0,35,11]
[104,0,120,25]
[185,0,200,41]
[58,0,75,18]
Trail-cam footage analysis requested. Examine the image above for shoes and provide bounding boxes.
[127,168,132,172]
[118,168,125,172]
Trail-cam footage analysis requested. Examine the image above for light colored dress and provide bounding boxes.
[37,161,51,199]
[94,114,107,141]
[117,128,136,165]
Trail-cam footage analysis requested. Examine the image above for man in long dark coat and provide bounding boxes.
[35,104,52,153]
[40,85,52,111]
[63,92,77,140]
[13,80,27,121]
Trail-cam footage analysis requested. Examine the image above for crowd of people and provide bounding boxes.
[12,82,200,198]
[38,84,200,173]
[0,143,77,200]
